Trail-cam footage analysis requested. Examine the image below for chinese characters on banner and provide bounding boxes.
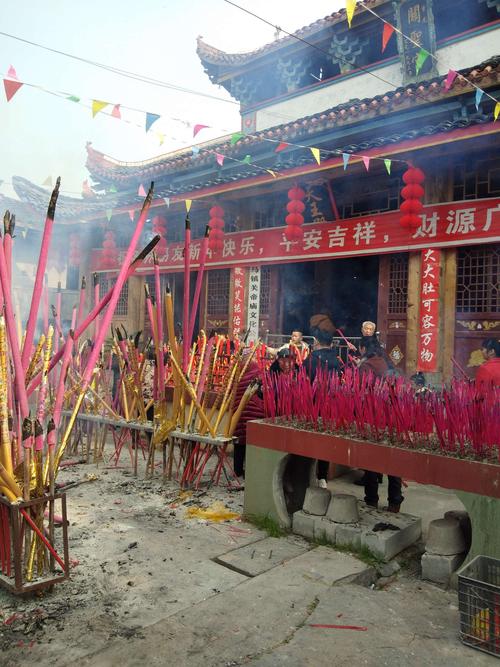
[395,0,436,81]
[247,267,261,344]
[90,198,500,274]
[417,248,440,372]
[231,267,246,338]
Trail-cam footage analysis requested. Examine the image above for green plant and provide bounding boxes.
[245,513,289,538]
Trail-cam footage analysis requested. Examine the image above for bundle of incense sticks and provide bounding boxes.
[262,366,500,460]
[0,182,160,581]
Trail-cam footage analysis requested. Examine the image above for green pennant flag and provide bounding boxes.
[415,48,430,75]
[230,131,244,145]
[105,209,113,221]
[242,154,251,164]
[67,95,80,102]
[384,159,392,175]
[109,184,117,193]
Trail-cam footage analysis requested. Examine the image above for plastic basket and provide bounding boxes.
[458,555,500,658]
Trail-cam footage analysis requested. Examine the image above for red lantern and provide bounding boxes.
[100,231,119,269]
[68,233,81,267]
[400,166,425,232]
[152,215,167,253]
[285,184,305,241]
[208,205,225,252]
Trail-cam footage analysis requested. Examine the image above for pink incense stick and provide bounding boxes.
[27,235,160,397]
[53,308,77,428]
[76,276,86,331]
[42,275,49,334]
[0,233,29,419]
[78,184,154,392]
[55,283,62,351]
[22,178,61,372]
[188,225,209,345]
[183,216,191,371]
[93,273,100,339]
[153,255,165,398]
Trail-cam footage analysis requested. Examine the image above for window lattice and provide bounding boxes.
[98,276,128,316]
[259,267,271,316]
[388,253,409,314]
[456,245,499,314]
[206,269,230,317]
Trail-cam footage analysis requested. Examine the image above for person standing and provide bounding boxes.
[476,338,500,389]
[358,337,404,513]
[279,329,310,364]
[308,328,340,488]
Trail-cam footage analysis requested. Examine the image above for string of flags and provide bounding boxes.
[346,0,500,119]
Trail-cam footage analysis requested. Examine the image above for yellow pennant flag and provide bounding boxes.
[494,102,500,122]
[310,147,321,165]
[185,199,192,213]
[92,99,109,118]
[157,132,165,145]
[346,0,356,27]
[266,169,277,178]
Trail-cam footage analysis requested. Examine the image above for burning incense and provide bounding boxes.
[183,216,191,371]
[188,225,210,345]
[22,178,61,371]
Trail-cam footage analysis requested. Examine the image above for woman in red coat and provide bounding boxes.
[476,338,500,389]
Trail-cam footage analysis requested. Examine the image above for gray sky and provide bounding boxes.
[0,0,341,198]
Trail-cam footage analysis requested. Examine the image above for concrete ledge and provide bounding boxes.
[421,552,465,585]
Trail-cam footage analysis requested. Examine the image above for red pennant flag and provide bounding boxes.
[3,66,23,102]
[381,23,395,53]
[193,124,209,138]
[275,142,290,153]
[362,156,370,171]
[111,104,121,119]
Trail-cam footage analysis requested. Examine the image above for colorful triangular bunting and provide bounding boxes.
[185,199,192,213]
[362,156,371,171]
[215,153,225,166]
[444,69,457,92]
[346,0,356,28]
[415,49,430,75]
[382,23,395,53]
[310,147,321,165]
[105,209,113,222]
[42,176,53,187]
[266,169,277,178]
[230,132,244,145]
[163,197,170,208]
[475,88,484,111]
[138,184,147,197]
[92,99,109,117]
[67,95,80,103]
[275,142,289,152]
[242,154,252,164]
[3,67,23,102]
[111,104,121,119]
[193,124,209,138]
[494,102,500,122]
[6,65,17,79]
[109,184,117,193]
[128,210,135,221]
[145,112,161,132]
[157,132,165,146]
[384,159,392,175]
[342,153,350,170]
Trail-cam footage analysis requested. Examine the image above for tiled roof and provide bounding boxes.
[196,0,386,67]
[86,56,500,186]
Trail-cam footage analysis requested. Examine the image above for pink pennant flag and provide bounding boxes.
[215,153,225,166]
[111,104,121,119]
[138,184,147,197]
[193,124,209,138]
[3,64,23,102]
[444,69,457,92]
[362,156,370,171]
[128,210,135,221]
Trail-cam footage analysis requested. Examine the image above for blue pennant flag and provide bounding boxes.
[342,153,350,170]
[475,88,484,111]
[145,112,161,132]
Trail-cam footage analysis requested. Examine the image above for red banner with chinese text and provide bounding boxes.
[231,267,246,337]
[90,197,500,273]
[417,248,440,373]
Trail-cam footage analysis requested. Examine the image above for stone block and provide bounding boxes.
[444,510,472,549]
[313,516,337,544]
[292,511,315,540]
[421,552,466,585]
[335,523,362,549]
[303,487,331,516]
[327,494,360,523]
[360,507,422,562]
[426,518,466,556]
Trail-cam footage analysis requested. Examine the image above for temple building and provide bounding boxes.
[3,0,500,381]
